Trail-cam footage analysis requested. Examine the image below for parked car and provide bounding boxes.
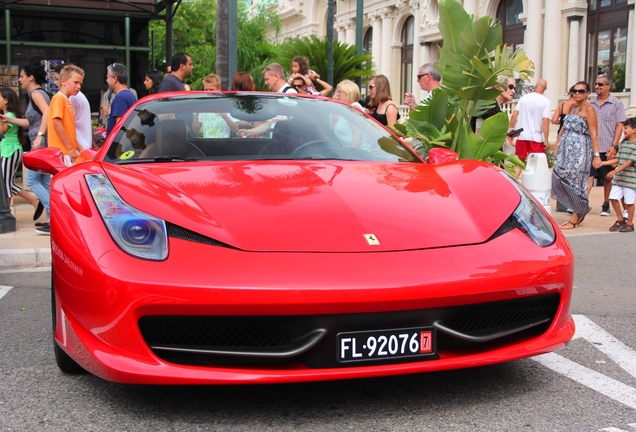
[24,92,574,384]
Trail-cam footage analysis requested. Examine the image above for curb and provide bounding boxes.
[0,248,51,271]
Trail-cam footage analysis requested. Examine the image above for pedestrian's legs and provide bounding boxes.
[626,203,635,225]
[610,199,624,222]
[25,168,50,220]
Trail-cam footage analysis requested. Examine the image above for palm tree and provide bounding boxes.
[216,0,229,88]
[274,35,373,92]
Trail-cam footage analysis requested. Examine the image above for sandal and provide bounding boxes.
[576,207,592,226]
[619,223,634,233]
[609,220,626,232]
[560,220,577,230]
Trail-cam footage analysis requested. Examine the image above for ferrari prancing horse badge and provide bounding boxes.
[364,234,380,245]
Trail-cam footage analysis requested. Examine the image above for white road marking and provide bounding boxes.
[599,425,636,432]
[533,314,636,411]
[533,353,636,410]
[0,285,12,300]
[572,315,636,379]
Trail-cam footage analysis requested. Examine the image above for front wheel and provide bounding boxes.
[51,278,84,374]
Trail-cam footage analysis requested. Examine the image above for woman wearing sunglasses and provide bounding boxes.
[367,75,400,127]
[551,81,602,229]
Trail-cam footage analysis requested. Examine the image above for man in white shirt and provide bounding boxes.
[508,78,551,179]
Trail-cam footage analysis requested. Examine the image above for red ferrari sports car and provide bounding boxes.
[25,92,574,384]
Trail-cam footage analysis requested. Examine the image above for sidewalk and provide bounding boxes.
[0,184,621,271]
[0,197,51,271]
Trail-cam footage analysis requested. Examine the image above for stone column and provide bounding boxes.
[567,16,583,89]
[525,0,544,77]
[411,5,421,95]
[419,41,433,101]
[336,23,346,44]
[380,9,394,77]
[627,0,636,112]
[462,0,478,17]
[370,13,382,76]
[542,0,562,106]
[345,19,356,47]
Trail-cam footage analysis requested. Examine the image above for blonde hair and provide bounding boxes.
[337,79,360,105]
[60,64,84,80]
[203,73,221,89]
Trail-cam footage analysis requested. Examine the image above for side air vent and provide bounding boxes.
[166,222,236,248]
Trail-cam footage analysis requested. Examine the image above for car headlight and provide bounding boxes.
[86,174,168,260]
[501,171,556,247]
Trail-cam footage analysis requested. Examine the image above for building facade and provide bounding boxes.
[263,0,635,117]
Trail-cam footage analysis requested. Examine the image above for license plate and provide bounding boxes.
[337,326,435,363]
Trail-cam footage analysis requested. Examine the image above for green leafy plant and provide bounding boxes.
[395,0,534,168]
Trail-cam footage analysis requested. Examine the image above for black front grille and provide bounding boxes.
[141,317,291,348]
[443,294,559,334]
[138,293,561,368]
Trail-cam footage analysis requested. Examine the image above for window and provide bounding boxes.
[587,0,628,91]
[401,16,414,97]
[497,0,524,49]
[363,28,372,56]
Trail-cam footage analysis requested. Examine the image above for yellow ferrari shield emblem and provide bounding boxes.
[364,234,380,245]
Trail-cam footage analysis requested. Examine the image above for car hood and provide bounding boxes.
[101,161,520,252]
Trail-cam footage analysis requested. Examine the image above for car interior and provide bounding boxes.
[105,94,418,163]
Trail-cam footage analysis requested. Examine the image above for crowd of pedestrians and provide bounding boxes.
[2,49,633,236]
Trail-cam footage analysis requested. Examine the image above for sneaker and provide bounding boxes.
[623,209,628,218]
[35,222,50,235]
[600,202,610,216]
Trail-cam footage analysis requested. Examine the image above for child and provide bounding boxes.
[47,64,85,165]
[606,116,636,232]
[193,73,237,137]
[288,56,320,95]
[0,87,40,213]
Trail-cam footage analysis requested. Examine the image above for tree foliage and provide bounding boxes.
[395,0,534,166]
[149,0,280,90]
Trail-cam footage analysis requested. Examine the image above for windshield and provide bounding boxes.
[103,93,420,164]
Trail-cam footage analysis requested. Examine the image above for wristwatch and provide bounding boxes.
[37,132,45,137]
[594,152,600,157]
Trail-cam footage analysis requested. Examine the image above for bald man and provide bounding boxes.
[508,78,551,179]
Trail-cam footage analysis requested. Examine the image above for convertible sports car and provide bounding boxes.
[25,92,574,384]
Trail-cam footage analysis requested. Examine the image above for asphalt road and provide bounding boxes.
[1,233,635,432]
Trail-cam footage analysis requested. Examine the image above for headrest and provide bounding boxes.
[156,119,188,156]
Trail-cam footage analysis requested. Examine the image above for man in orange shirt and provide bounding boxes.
[47,64,85,164]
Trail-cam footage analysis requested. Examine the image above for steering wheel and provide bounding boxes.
[290,139,342,157]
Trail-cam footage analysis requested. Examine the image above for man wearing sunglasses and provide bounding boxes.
[404,63,441,110]
[589,74,626,216]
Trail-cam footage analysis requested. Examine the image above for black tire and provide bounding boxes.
[51,278,85,374]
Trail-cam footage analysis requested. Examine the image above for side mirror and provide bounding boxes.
[23,148,68,176]
[23,148,98,176]
[427,148,459,165]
